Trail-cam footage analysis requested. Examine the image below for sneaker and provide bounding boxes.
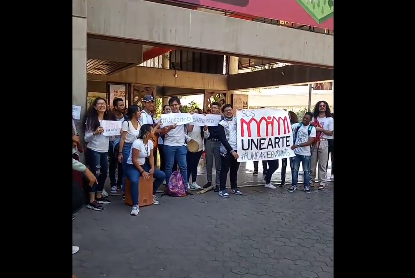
[203,182,212,188]
[102,189,109,198]
[153,195,159,205]
[304,186,311,193]
[96,197,111,204]
[231,189,243,195]
[279,182,285,188]
[288,186,297,193]
[87,201,103,211]
[219,190,229,198]
[318,184,326,190]
[253,171,258,176]
[265,183,277,189]
[130,205,140,216]
[72,246,80,255]
[190,182,202,191]
[110,186,118,194]
[122,194,125,201]
[116,185,122,191]
[214,185,219,192]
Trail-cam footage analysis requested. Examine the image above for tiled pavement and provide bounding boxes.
[73,161,333,278]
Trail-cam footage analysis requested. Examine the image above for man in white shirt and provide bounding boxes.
[288,112,316,193]
[140,95,163,167]
[163,97,191,191]
[310,101,334,190]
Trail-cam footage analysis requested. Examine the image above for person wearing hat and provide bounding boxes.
[140,95,163,167]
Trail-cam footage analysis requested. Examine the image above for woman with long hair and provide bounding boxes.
[82,97,116,211]
[118,105,141,200]
[125,124,166,216]
[185,108,204,190]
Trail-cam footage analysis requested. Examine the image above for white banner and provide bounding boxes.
[72,105,81,120]
[161,113,193,126]
[236,109,295,162]
[190,114,222,126]
[102,120,122,136]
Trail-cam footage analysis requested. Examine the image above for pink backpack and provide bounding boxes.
[163,171,187,197]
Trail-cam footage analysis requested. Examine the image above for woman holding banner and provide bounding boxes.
[82,97,116,211]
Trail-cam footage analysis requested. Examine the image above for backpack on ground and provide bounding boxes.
[162,170,187,197]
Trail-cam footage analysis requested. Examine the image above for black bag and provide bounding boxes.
[72,179,85,214]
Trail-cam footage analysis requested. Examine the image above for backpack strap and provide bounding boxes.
[293,122,303,144]
[307,125,313,136]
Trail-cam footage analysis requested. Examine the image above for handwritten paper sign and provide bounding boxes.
[102,120,122,136]
[236,109,295,162]
[72,105,81,120]
[190,114,222,126]
[161,113,193,126]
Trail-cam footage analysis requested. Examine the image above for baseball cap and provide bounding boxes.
[142,95,155,102]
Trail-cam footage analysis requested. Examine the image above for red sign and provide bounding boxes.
[241,116,291,137]
[171,0,333,30]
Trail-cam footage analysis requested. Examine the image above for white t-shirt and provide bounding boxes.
[122,121,141,143]
[126,139,154,165]
[314,117,334,139]
[292,123,316,156]
[188,126,203,152]
[109,116,125,142]
[164,123,187,146]
[84,120,109,153]
[140,110,155,125]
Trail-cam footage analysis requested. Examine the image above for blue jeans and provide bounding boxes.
[121,143,133,192]
[291,154,311,187]
[164,145,189,187]
[125,163,166,206]
[86,148,108,194]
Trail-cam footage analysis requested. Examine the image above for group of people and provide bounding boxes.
[72,96,334,217]
[252,103,334,192]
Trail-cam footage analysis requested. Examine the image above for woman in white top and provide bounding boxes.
[186,108,204,190]
[83,97,116,211]
[118,105,141,198]
[126,124,166,216]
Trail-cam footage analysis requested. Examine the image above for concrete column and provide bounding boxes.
[228,56,239,75]
[227,56,239,104]
[162,53,170,69]
[162,97,169,106]
[73,0,87,147]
